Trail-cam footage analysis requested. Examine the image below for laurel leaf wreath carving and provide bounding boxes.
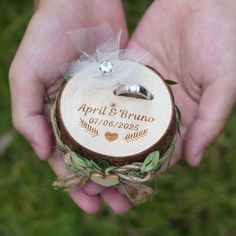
[124,129,148,143]
[79,118,99,137]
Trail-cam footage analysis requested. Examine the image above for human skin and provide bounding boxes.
[9,0,131,215]
[128,0,236,167]
[9,0,236,215]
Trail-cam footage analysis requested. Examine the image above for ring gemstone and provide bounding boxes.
[99,61,113,73]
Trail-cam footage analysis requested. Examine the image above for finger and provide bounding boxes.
[101,188,131,215]
[70,191,101,215]
[83,181,106,196]
[48,151,101,214]
[9,64,53,160]
[185,80,236,166]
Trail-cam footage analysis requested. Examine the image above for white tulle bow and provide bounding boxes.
[62,24,150,87]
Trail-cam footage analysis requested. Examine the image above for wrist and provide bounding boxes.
[161,0,236,12]
[33,0,128,47]
[155,0,235,25]
[36,0,123,11]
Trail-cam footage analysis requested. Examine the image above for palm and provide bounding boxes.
[128,0,236,166]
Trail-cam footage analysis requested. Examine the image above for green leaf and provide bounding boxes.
[65,163,79,172]
[162,143,176,169]
[85,167,94,174]
[105,166,117,175]
[165,143,175,157]
[83,158,93,168]
[165,80,178,85]
[90,160,102,171]
[70,152,88,168]
[143,151,159,166]
[140,151,160,173]
[98,160,111,171]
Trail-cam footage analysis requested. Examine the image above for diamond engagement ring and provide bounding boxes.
[99,61,113,75]
[114,84,154,100]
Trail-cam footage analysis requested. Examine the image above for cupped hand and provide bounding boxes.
[128,0,236,166]
[9,0,130,214]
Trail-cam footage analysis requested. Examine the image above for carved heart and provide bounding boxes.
[91,173,119,187]
[105,132,118,142]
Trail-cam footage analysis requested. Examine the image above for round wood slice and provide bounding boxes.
[55,60,176,166]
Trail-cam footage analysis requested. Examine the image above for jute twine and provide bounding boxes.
[51,104,179,204]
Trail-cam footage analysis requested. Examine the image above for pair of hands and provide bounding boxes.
[9,0,236,214]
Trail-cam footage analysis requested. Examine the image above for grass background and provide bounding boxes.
[0,1,236,235]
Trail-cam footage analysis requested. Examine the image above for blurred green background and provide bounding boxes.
[0,1,236,235]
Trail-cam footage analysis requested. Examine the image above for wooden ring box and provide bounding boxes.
[55,60,176,166]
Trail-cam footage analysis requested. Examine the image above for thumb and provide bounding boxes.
[185,79,236,166]
[9,62,54,160]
